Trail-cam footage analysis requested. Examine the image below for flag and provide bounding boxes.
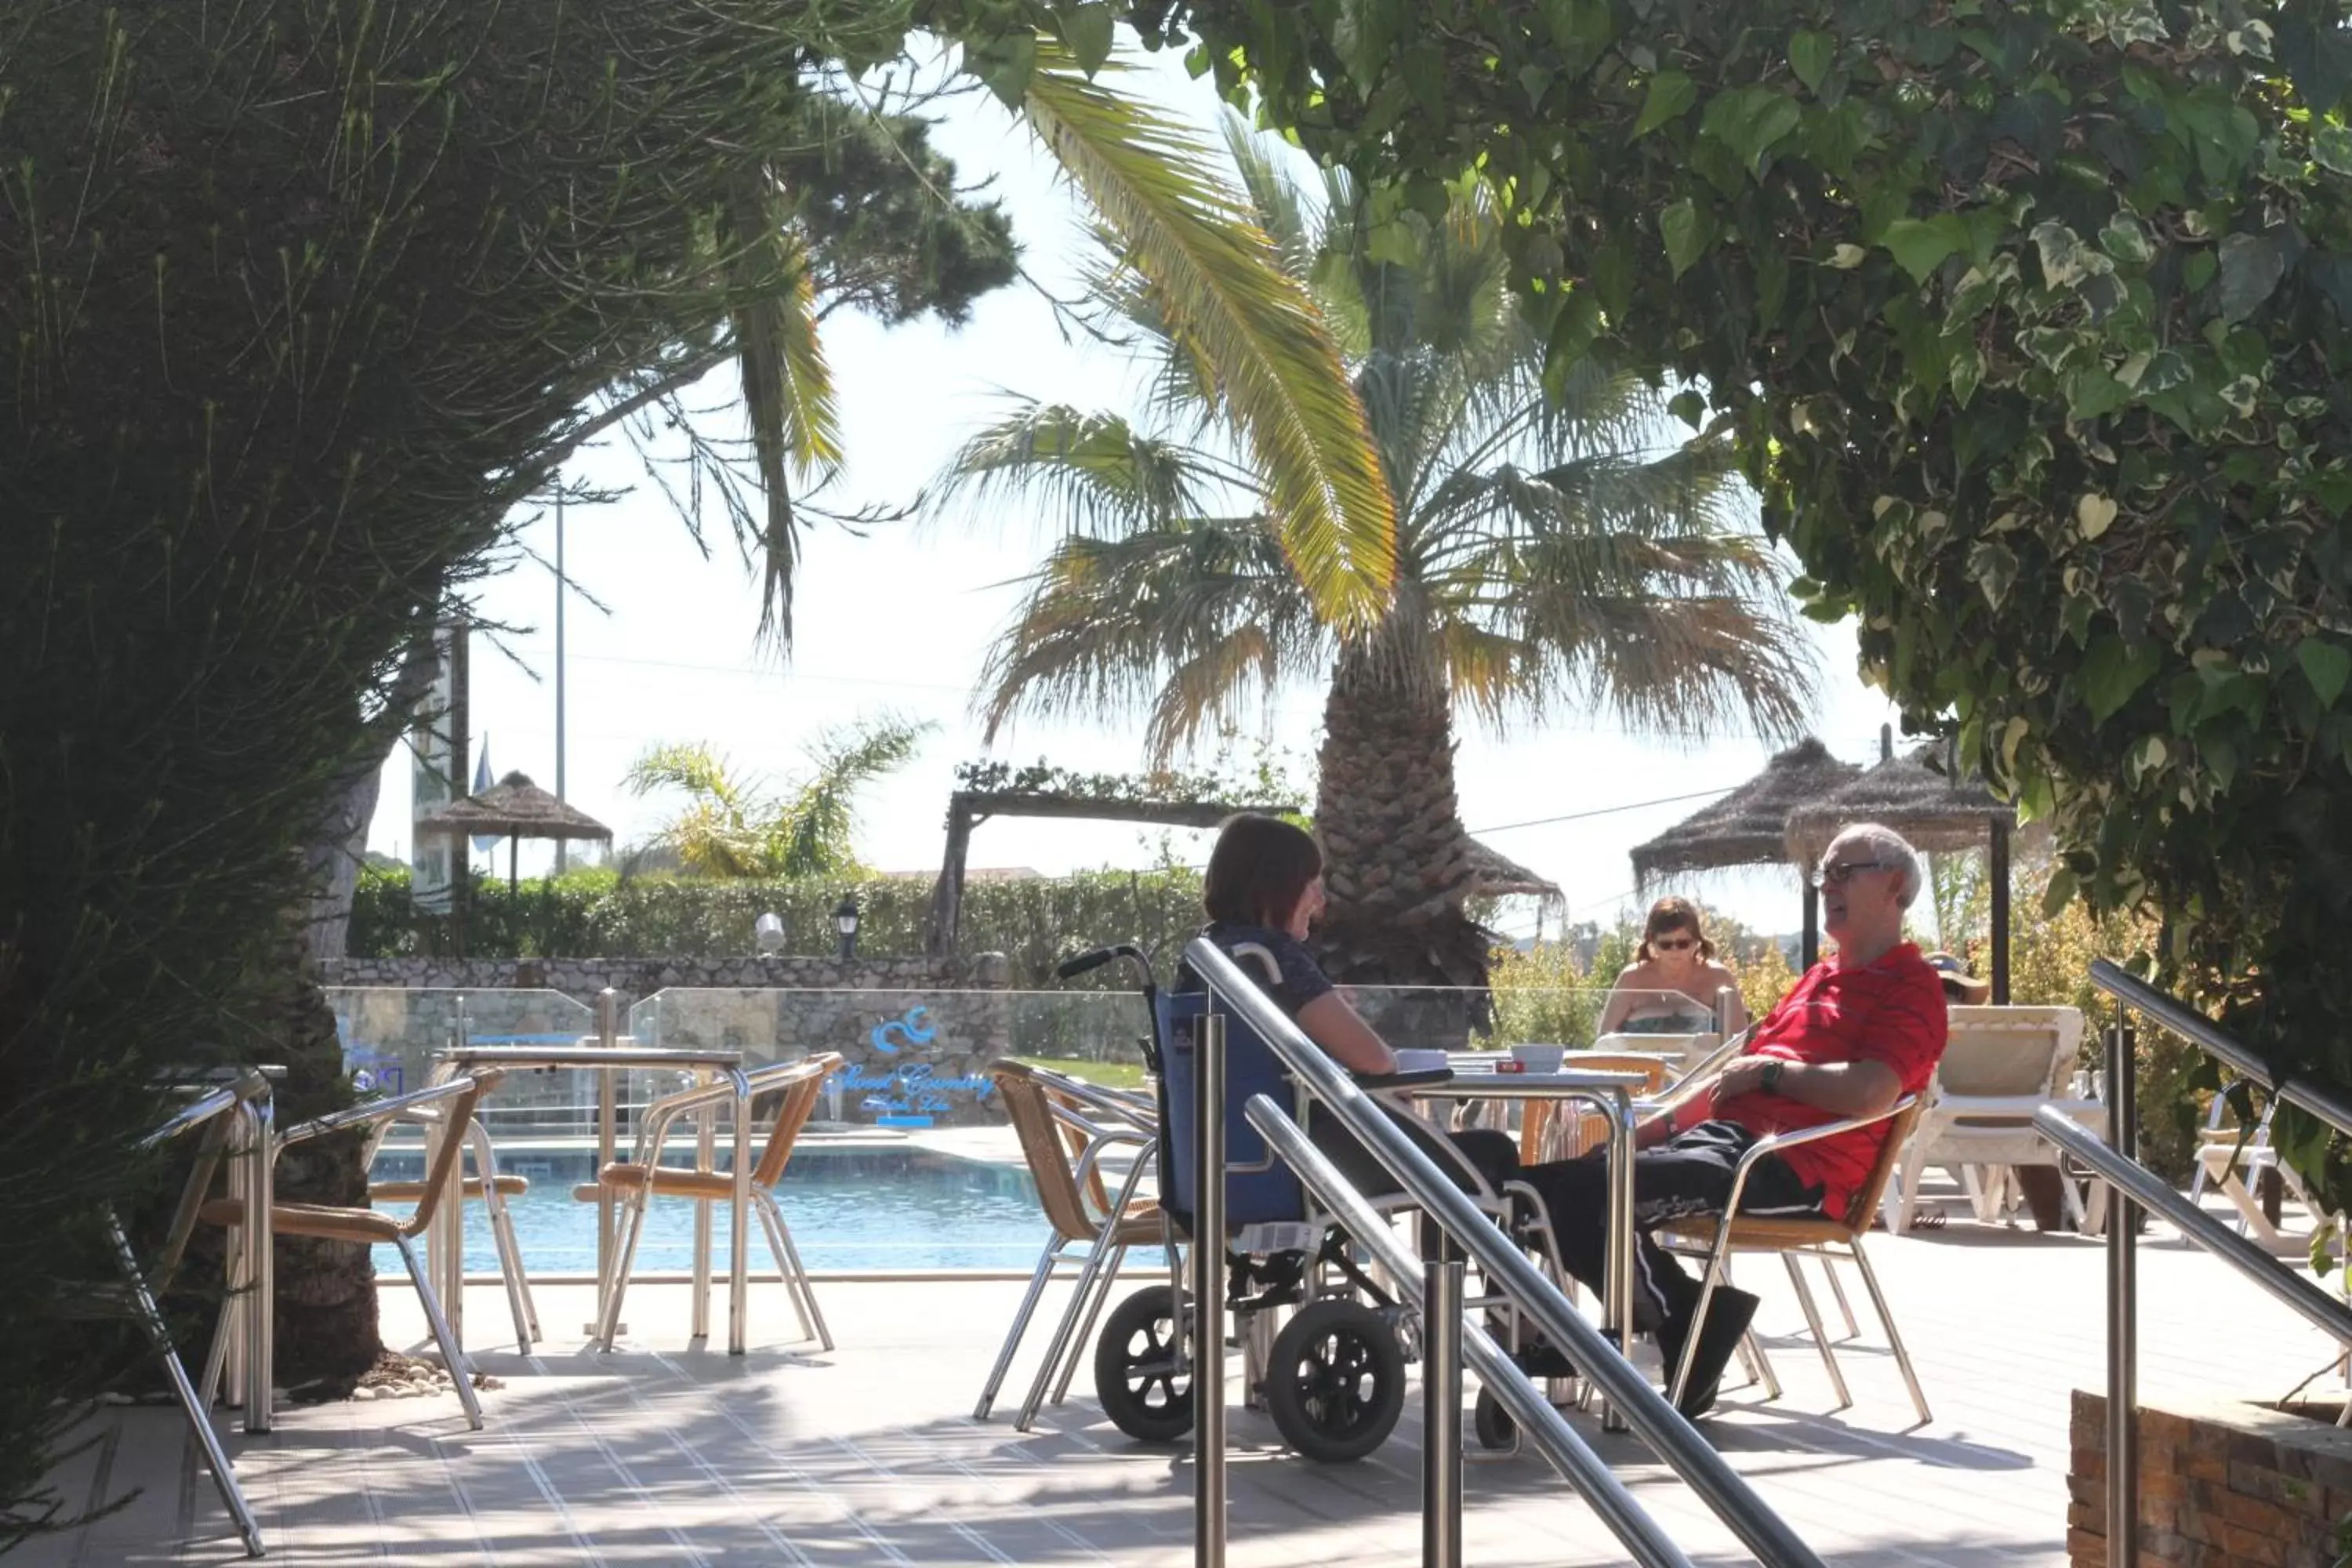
[471,741,501,855]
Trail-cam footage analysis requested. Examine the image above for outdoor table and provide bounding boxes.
[1406,1065,1650,1429]
[427,1044,754,1355]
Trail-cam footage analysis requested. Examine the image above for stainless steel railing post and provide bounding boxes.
[1423,1258,1464,1568]
[2105,994,2138,1566]
[1605,1087,1635,1432]
[1244,1095,1694,1568]
[1193,1010,1226,1568]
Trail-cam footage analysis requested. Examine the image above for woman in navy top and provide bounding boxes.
[1180,813,1519,1198]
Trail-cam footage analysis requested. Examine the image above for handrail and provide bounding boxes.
[2089,958,2352,1138]
[1184,938,1824,1568]
[2035,1109,2352,1345]
[1246,1095,1692,1568]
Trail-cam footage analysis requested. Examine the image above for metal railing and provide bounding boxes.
[2071,960,2352,1567]
[1185,938,1822,1568]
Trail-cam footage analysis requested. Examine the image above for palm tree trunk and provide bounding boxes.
[268,952,383,1393]
[1312,638,1494,1011]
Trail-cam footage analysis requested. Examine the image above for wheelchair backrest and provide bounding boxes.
[1158,945,1309,1231]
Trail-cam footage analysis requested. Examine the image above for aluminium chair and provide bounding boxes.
[199,1071,504,1431]
[974,1060,1167,1430]
[585,1052,842,1352]
[369,1114,541,1349]
[1658,1095,1933,1425]
[78,1080,272,1557]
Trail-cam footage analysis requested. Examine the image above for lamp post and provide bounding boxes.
[754,913,786,957]
[833,895,859,962]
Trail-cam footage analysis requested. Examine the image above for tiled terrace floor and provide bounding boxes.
[21,1210,2337,1566]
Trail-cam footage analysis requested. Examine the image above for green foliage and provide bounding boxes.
[350,863,1209,988]
[1140,0,2352,1211]
[0,0,1030,1534]
[625,717,935,878]
[953,754,1305,806]
[945,154,1813,760]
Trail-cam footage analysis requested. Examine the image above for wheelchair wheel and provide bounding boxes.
[1264,1299,1404,1463]
[1472,1384,1516,1451]
[1094,1287,1196,1443]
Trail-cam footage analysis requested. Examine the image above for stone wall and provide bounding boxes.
[2071,1391,2352,1568]
[319,952,1039,1128]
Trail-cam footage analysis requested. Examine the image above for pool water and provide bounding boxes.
[368,1143,1049,1276]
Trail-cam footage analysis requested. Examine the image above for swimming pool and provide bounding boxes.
[368,1142,1051,1276]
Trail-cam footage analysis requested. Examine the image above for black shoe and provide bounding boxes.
[1657,1286,1759,1420]
[1484,1308,1581,1380]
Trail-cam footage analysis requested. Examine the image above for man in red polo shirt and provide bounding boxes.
[1515,822,1947,1417]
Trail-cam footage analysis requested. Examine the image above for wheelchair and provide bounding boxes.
[1063,942,1569,1464]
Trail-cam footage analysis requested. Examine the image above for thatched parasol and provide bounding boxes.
[1784,741,2020,1000]
[416,770,611,892]
[1630,739,1861,881]
[1628,738,1860,970]
[1464,836,1563,903]
[1782,743,2014,862]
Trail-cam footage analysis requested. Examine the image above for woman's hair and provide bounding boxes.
[1203,813,1323,929]
[1636,896,1715,962]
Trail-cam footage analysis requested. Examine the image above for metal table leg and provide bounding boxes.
[693,1069,714,1341]
[730,1069,752,1356]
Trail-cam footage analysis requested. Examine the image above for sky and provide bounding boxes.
[364,48,1904,944]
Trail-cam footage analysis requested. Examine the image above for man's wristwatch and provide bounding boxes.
[1759,1059,1784,1094]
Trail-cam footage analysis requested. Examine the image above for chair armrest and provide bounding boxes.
[1021,1064,1155,1126]
[280,1076,479,1146]
[141,1087,245,1149]
[1733,1094,1919,1177]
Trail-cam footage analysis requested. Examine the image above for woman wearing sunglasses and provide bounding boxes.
[1595,896,1748,1037]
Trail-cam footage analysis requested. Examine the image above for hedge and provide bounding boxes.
[350,864,1208,989]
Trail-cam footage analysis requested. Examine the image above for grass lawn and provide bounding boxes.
[1014,1056,1149,1091]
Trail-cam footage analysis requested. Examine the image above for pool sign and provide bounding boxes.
[834,1004,995,1127]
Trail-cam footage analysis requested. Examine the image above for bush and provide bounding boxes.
[350,862,1207,989]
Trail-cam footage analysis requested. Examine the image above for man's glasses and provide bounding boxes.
[1650,936,1697,951]
[1812,859,1892,887]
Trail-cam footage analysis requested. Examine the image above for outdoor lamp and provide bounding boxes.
[754,912,786,956]
[833,895,859,961]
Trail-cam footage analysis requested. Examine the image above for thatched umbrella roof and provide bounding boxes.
[1630,738,1861,883]
[1464,837,1562,903]
[1783,744,2013,864]
[416,771,612,842]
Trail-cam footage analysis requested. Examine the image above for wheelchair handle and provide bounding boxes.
[1056,946,1119,979]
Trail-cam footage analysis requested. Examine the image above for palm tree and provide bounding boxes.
[626,717,935,877]
[938,125,1816,989]
[718,42,1398,644]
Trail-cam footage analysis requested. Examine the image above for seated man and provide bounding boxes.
[1514,822,1949,1417]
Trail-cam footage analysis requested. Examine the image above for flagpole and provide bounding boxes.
[554,488,568,876]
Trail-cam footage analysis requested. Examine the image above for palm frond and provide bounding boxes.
[1022,42,1396,628]
[775,236,844,476]
[938,401,1238,537]
[624,741,746,808]
[722,171,809,649]
[774,714,935,876]
[978,518,1326,760]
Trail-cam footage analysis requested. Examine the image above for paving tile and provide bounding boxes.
[19,1210,2344,1567]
